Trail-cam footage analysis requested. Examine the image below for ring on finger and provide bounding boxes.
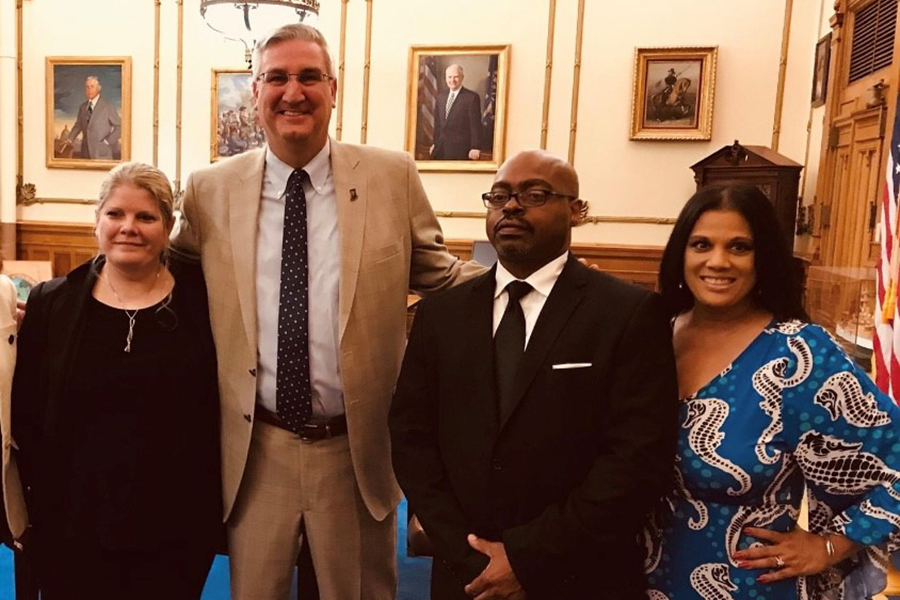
[774,556,785,568]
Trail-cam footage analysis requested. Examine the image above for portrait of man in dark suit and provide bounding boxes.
[430,64,483,161]
[390,150,679,600]
[66,75,122,160]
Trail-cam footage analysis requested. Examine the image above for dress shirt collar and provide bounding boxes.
[494,251,569,300]
[89,95,99,109]
[264,139,332,198]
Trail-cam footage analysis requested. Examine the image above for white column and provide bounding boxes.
[0,0,18,257]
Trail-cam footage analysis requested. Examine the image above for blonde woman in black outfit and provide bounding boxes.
[12,162,221,600]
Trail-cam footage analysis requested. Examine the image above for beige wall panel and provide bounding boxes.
[11,0,823,251]
[18,0,155,223]
[572,0,785,247]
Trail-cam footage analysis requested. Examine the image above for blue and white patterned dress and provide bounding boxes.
[645,321,900,600]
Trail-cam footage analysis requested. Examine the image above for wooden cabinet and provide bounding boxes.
[690,141,803,245]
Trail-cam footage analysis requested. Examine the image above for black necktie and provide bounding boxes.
[494,280,532,422]
[87,103,93,121]
[276,169,312,432]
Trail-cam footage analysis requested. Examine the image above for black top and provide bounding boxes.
[12,258,222,551]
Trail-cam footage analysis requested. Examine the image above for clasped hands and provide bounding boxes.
[464,534,526,600]
[732,526,838,583]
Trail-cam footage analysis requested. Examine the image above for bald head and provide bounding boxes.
[494,150,579,198]
[486,150,582,279]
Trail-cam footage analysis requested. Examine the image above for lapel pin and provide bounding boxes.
[350,188,358,201]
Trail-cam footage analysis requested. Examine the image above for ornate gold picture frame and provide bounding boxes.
[46,56,131,169]
[630,47,717,141]
[405,44,510,172]
[211,69,266,162]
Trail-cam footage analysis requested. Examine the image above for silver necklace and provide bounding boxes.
[104,267,160,353]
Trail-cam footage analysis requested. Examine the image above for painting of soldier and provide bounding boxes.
[630,47,717,141]
[211,70,266,161]
[47,57,131,169]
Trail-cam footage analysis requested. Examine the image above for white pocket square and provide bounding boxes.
[552,362,592,370]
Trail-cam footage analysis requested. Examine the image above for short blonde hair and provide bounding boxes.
[97,162,176,233]
[251,23,335,80]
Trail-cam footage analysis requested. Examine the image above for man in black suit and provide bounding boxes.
[430,64,483,161]
[390,150,678,600]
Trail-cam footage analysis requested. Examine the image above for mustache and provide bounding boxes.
[494,216,533,233]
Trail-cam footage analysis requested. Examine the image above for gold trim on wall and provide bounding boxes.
[568,0,585,163]
[360,0,373,143]
[540,0,557,149]
[16,0,23,182]
[175,0,184,191]
[335,0,349,141]
[153,0,161,167]
[434,211,675,226]
[771,0,794,150]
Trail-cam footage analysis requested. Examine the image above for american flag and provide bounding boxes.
[481,54,498,153]
[874,93,900,401]
[418,56,438,147]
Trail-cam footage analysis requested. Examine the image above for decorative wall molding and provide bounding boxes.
[153,0,161,166]
[540,0,557,149]
[433,210,675,226]
[15,0,23,182]
[568,0,586,163]
[17,222,665,290]
[446,238,664,290]
[360,0,373,143]
[16,221,97,276]
[771,0,794,150]
[335,0,349,140]
[175,0,184,192]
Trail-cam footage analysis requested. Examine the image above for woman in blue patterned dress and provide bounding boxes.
[645,184,900,600]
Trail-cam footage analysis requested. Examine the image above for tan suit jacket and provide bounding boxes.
[0,275,27,539]
[172,141,484,521]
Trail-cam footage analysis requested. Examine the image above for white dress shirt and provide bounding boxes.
[256,141,345,418]
[492,252,569,348]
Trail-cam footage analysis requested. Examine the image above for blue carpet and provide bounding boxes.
[0,499,431,599]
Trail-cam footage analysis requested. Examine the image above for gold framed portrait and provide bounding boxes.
[211,69,266,162]
[405,44,510,172]
[46,56,132,169]
[630,47,717,141]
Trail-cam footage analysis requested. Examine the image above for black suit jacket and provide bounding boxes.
[432,86,483,160]
[12,257,222,549]
[390,255,678,600]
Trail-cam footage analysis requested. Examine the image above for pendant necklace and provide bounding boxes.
[104,266,160,353]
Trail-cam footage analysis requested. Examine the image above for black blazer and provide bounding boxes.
[390,255,678,600]
[12,257,221,549]
[432,86,483,160]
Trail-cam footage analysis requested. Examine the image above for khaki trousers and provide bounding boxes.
[228,419,397,600]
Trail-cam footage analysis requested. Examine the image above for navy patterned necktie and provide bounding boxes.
[87,102,93,121]
[276,169,312,432]
[494,280,533,422]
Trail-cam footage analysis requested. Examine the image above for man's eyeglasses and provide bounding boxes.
[481,189,578,209]
[256,70,336,87]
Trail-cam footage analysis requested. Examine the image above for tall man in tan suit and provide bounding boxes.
[170,24,483,600]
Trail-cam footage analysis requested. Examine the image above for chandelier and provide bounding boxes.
[200,1,320,65]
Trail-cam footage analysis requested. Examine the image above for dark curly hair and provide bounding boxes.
[658,184,808,322]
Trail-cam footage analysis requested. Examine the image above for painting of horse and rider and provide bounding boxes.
[630,47,717,141]
[644,61,700,127]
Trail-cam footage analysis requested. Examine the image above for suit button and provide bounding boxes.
[7,335,13,345]
[249,368,257,377]
[244,414,252,423]
[492,459,502,471]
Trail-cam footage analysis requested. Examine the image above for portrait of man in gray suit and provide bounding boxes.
[66,76,122,160]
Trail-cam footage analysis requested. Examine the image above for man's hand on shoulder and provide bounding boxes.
[464,534,525,600]
[576,257,601,272]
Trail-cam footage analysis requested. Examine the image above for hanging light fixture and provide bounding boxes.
[200,1,321,66]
